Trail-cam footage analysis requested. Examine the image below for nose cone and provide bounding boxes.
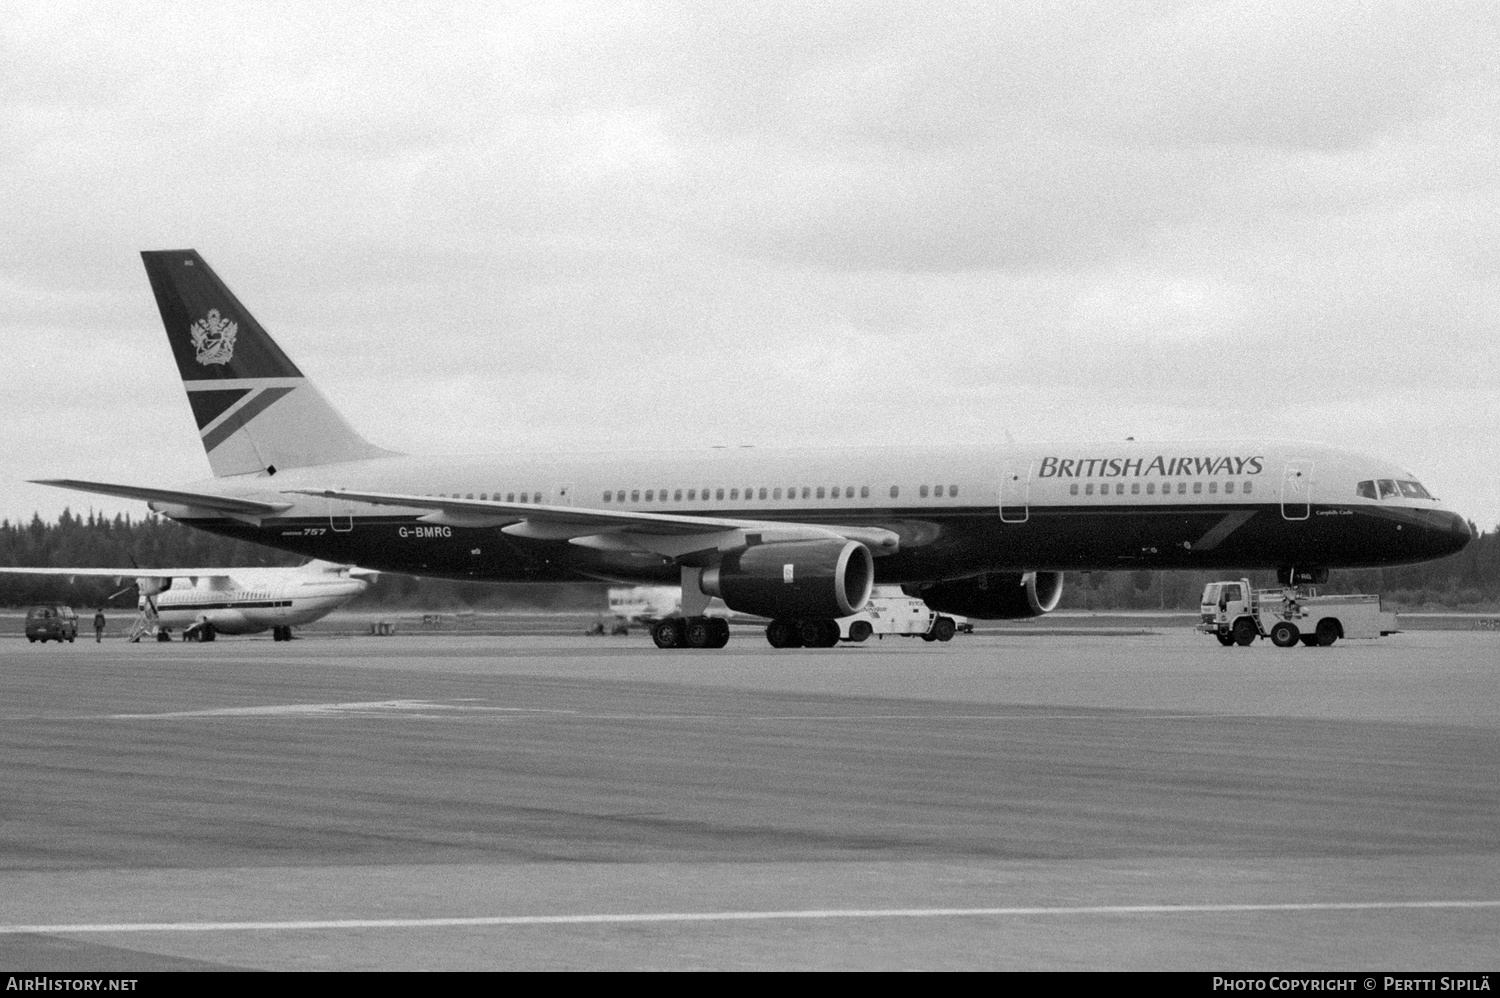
[1433,510,1473,558]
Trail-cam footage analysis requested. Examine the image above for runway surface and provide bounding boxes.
[1,627,1496,970]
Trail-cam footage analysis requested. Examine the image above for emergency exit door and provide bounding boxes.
[999,462,1030,523]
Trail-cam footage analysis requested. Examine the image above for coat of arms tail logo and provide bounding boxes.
[189,309,237,365]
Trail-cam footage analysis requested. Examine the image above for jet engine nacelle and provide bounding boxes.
[702,540,874,619]
[911,570,1064,619]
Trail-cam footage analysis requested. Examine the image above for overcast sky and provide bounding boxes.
[2,0,1497,532]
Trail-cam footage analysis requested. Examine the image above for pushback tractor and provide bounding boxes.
[1197,578,1399,648]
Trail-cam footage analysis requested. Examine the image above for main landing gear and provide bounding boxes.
[272,625,294,642]
[765,618,841,648]
[652,616,731,649]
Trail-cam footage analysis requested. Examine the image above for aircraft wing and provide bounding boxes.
[31,479,292,516]
[0,566,240,585]
[288,489,901,558]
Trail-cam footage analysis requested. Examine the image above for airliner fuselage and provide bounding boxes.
[149,439,1470,586]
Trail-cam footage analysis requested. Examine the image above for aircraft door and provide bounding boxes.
[999,461,1030,523]
[1281,459,1313,521]
[327,496,354,533]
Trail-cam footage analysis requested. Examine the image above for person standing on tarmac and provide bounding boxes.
[94,608,106,642]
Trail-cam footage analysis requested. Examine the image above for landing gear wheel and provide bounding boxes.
[1270,621,1300,648]
[848,620,873,643]
[709,617,730,648]
[932,616,957,642]
[652,618,683,649]
[766,619,802,648]
[685,617,714,649]
[156,629,172,642]
[800,619,839,648]
[1315,619,1340,647]
[1232,618,1257,646]
[1216,632,1235,646]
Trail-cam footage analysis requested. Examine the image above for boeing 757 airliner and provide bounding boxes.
[32,251,1472,648]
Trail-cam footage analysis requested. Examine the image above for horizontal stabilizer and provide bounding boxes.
[31,479,291,516]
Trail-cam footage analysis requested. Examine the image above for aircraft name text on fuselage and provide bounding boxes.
[1036,455,1266,479]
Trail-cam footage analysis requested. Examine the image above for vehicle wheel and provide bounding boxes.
[1270,621,1299,648]
[1299,635,1319,647]
[1215,632,1235,646]
[156,629,172,642]
[685,617,714,648]
[652,617,683,649]
[709,618,731,648]
[27,637,36,643]
[848,620,873,643]
[932,616,956,642]
[766,619,802,648]
[1232,617,1258,646]
[67,636,75,643]
[200,624,215,643]
[1315,619,1340,647]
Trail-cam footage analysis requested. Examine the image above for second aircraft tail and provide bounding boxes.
[140,250,393,477]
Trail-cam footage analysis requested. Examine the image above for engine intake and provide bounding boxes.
[702,539,873,619]
[912,571,1063,619]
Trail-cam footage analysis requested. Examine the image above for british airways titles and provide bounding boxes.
[1037,455,1266,479]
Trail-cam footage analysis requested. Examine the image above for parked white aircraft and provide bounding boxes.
[31,250,1472,650]
[0,560,371,641]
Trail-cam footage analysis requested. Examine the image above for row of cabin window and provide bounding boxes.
[601,484,961,503]
[1069,480,1254,497]
[435,492,543,503]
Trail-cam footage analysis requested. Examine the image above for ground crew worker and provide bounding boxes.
[94,608,106,642]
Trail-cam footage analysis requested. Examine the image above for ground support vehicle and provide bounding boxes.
[1197,578,1398,648]
[834,588,961,644]
[25,605,79,643]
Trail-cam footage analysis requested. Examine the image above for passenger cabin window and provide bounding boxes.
[631,490,640,502]
[948,485,957,497]
[506,492,516,502]
[919,485,929,498]
[773,487,782,499]
[1146,483,1155,495]
[1193,482,1202,494]
[1208,482,1217,494]
[1131,483,1140,495]
[759,487,767,500]
[716,489,725,500]
[1178,482,1187,494]
[603,490,612,502]
[889,486,899,499]
[1070,484,1079,495]
[861,486,870,498]
[1243,481,1252,494]
[815,487,825,499]
[1085,484,1094,496]
[1225,482,1235,494]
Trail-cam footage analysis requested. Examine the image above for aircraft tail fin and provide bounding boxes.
[140,250,393,477]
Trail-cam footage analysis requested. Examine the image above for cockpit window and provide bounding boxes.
[1398,480,1433,499]
[1377,479,1398,499]
[1356,480,1377,499]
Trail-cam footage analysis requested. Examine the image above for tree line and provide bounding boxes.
[2,510,1495,612]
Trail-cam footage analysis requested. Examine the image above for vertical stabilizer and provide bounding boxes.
[140,250,392,476]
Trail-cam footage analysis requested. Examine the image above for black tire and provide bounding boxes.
[685,617,713,649]
[932,616,956,642]
[67,636,75,643]
[709,618,731,648]
[1216,632,1235,646]
[1270,621,1299,648]
[1299,635,1320,647]
[27,637,36,643]
[652,618,683,649]
[799,619,826,647]
[1232,617,1258,646]
[848,620,873,642]
[766,619,802,648]
[1315,619,1340,647]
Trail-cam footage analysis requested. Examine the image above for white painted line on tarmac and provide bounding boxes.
[5,899,1498,935]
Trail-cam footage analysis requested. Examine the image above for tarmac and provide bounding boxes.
[0,623,1496,970]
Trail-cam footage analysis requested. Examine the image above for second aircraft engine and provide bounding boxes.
[911,570,1064,619]
[701,539,874,619]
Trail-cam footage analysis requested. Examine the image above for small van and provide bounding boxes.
[25,605,78,643]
